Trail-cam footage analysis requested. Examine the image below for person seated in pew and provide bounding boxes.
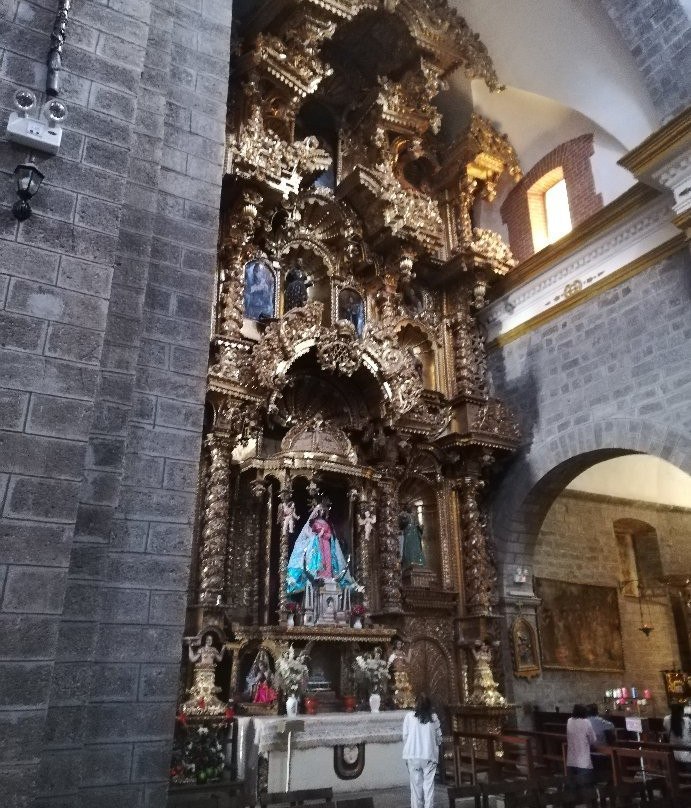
[664,703,691,773]
[586,703,615,745]
[586,703,615,781]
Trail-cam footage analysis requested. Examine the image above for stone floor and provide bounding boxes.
[342,784,448,808]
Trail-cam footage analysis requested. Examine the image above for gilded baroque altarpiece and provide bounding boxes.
[180,0,524,728]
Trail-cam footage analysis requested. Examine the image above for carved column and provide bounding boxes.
[199,433,233,605]
[275,482,295,622]
[356,496,375,611]
[448,309,489,399]
[377,477,402,612]
[458,475,496,616]
[218,256,245,337]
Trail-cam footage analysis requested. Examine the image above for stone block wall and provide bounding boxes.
[513,490,690,712]
[0,1,232,806]
[599,0,691,123]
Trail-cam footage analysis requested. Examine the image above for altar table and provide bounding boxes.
[236,712,411,796]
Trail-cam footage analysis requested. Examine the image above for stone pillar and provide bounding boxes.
[199,433,233,605]
[377,477,402,612]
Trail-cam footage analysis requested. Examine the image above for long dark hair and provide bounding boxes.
[414,693,434,724]
[572,703,587,719]
[670,703,685,738]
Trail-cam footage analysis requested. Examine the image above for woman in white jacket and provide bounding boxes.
[402,693,442,808]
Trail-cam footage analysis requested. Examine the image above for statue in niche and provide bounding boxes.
[401,281,425,315]
[338,288,365,337]
[399,503,426,568]
[277,491,299,538]
[357,506,377,546]
[244,649,277,704]
[286,500,360,596]
[284,260,312,311]
[243,259,275,321]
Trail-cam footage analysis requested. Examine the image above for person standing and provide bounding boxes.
[402,694,442,808]
[566,703,596,785]
[664,703,691,772]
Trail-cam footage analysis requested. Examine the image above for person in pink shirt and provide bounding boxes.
[566,703,597,785]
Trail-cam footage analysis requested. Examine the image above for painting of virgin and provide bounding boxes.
[243,259,275,320]
[338,288,365,336]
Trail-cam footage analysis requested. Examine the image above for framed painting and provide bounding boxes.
[663,670,688,705]
[535,577,624,672]
[511,617,541,679]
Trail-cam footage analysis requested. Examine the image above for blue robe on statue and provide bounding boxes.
[286,508,355,595]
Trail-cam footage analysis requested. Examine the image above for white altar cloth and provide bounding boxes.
[236,712,412,795]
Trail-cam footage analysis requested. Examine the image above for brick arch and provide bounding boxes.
[500,134,603,263]
[491,416,691,592]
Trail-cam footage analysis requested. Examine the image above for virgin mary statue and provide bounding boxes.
[286,504,356,595]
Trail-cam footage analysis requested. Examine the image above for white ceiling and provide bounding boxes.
[567,455,691,509]
[451,0,660,148]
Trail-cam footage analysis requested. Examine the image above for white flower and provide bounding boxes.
[197,726,209,735]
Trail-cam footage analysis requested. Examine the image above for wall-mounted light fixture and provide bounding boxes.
[6,90,67,220]
[5,1,71,221]
[12,163,45,221]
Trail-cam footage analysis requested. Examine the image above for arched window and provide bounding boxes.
[501,134,602,263]
[527,167,573,251]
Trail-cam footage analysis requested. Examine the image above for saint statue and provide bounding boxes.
[469,640,506,707]
[284,261,312,311]
[286,502,358,595]
[399,504,426,568]
[388,639,415,709]
[181,634,227,716]
[245,649,277,704]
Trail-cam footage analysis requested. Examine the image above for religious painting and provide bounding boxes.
[243,259,275,321]
[338,287,365,336]
[511,617,541,680]
[535,578,624,672]
[663,670,689,705]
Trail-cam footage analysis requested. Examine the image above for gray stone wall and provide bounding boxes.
[599,0,691,122]
[0,1,231,806]
[489,248,691,706]
[510,490,690,711]
[490,249,691,567]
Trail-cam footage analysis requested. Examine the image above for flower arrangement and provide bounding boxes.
[170,719,228,784]
[285,601,299,614]
[351,604,366,617]
[275,644,309,696]
[353,647,389,694]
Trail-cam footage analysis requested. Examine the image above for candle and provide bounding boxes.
[643,689,651,700]
[631,687,637,699]
[621,687,629,699]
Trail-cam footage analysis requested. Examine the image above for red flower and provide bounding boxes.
[176,712,188,726]
[197,697,206,709]
[224,707,235,720]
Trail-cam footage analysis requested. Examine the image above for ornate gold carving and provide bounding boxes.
[377,477,402,611]
[199,434,233,605]
[458,476,497,616]
[472,399,521,444]
[281,414,358,464]
[356,497,376,610]
[464,113,522,194]
[252,14,336,101]
[448,309,489,399]
[227,103,332,197]
[376,58,447,136]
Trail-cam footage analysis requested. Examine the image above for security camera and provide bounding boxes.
[14,89,36,116]
[6,88,66,155]
[42,99,67,124]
